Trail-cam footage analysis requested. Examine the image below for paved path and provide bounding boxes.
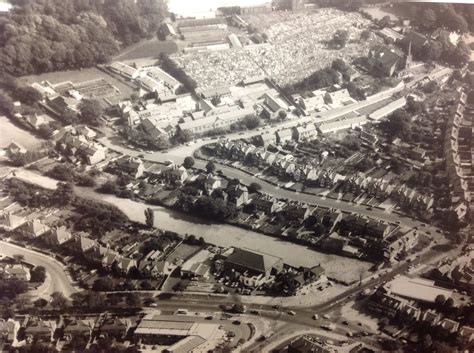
[0,240,78,298]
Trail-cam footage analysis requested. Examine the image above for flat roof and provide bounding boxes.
[385,276,453,303]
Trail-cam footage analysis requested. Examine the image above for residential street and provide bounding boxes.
[0,239,78,298]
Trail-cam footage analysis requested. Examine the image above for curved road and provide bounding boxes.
[0,240,78,298]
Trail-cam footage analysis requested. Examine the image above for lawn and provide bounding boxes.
[114,38,179,61]
[0,115,42,150]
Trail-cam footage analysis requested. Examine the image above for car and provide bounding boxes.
[205,316,213,320]
[357,322,362,326]
[232,320,241,325]
[346,331,353,337]
[272,304,281,309]
[342,320,349,325]
[312,314,319,320]
[322,314,330,319]
[287,311,296,316]
[227,331,236,338]
[250,310,259,315]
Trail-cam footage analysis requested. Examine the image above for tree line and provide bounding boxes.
[0,0,168,76]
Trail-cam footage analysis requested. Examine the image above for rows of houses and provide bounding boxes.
[210,139,342,188]
[4,315,133,350]
[445,91,472,220]
[431,248,474,296]
[0,196,174,281]
[368,276,473,342]
[341,175,434,212]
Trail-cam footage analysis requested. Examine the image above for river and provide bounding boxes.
[14,169,371,283]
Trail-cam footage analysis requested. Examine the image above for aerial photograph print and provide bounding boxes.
[0,0,472,352]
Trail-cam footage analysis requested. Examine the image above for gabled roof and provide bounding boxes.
[225,248,281,273]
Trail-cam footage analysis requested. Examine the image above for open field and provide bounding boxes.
[0,115,42,149]
[114,38,179,61]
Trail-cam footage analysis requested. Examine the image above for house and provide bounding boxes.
[223,248,283,287]
[408,146,427,161]
[254,132,276,147]
[114,156,144,178]
[199,86,231,100]
[226,184,249,207]
[281,265,326,293]
[251,197,280,215]
[139,259,171,278]
[368,289,407,318]
[24,319,55,343]
[204,175,228,193]
[420,310,440,326]
[145,67,181,93]
[21,220,50,239]
[459,326,474,342]
[368,46,406,77]
[4,264,31,281]
[163,164,188,184]
[47,226,73,247]
[384,229,419,262]
[1,213,27,231]
[360,130,379,146]
[384,276,453,304]
[3,141,27,157]
[261,93,288,119]
[62,319,93,342]
[99,317,130,339]
[116,257,137,275]
[324,88,354,107]
[302,94,326,112]
[438,318,460,334]
[25,114,47,128]
[282,204,311,221]
[76,125,97,139]
[293,125,318,142]
[276,129,293,144]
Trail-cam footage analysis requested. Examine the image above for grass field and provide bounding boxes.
[0,115,42,150]
[114,38,179,61]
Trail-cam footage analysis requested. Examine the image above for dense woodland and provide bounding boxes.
[0,0,168,76]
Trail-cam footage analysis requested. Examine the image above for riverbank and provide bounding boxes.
[13,168,372,283]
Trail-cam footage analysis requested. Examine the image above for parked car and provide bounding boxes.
[287,311,296,316]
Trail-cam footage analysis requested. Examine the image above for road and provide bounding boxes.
[100,133,440,235]
[0,239,78,298]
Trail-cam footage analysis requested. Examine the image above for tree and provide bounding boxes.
[93,277,114,292]
[52,182,75,206]
[248,182,262,193]
[77,175,96,187]
[360,29,371,41]
[13,254,24,263]
[34,298,48,308]
[422,334,433,350]
[331,29,349,48]
[50,291,68,309]
[30,266,46,283]
[145,208,154,228]
[79,99,103,126]
[206,161,216,174]
[183,156,195,169]
[38,124,54,139]
[243,115,261,130]
[332,59,348,73]
[435,294,446,308]
[178,129,193,143]
[140,281,152,290]
[420,8,437,29]
[99,181,119,194]
[125,293,141,306]
[48,164,75,182]
[13,86,42,105]
[278,110,287,120]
